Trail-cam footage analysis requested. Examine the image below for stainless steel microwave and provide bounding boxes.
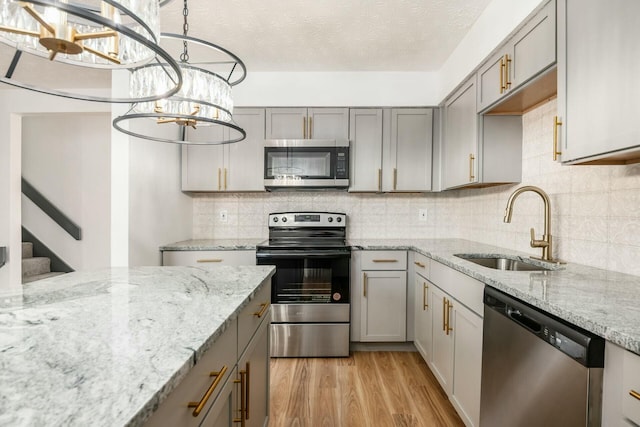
[264,139,349,190]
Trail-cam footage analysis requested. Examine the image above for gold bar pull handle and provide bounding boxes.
[553,116,563,161]
[469,154,475,182]
[224,168,228,190]
[445,300,453,335]
[423,282,428,310]
[499,56,505,93]
[245,363,251,420]
[302,116,306,139]
[363,272,368,297]
[373,259,398,263]
[378,168,382,192]
[630,390,640,401]
[188,365,228,417]
[253,302,269,318]
[197,259,224,263]
[442,297,447,332]
[233,369,247,426]
[217,168,221,191]
[505,54,512,89]
[393,168,397,190]
[414,261,425,268]
[308,117,313,139]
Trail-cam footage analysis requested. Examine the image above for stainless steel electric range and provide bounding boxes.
[256,212,351,357]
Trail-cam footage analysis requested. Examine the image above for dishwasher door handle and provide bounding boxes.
[507,307,542,333]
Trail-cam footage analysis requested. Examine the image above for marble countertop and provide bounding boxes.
[0,265,275,427]
[160,238,264,251]
[350,238,640,355]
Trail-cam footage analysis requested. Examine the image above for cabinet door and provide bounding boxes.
[360,270,407,342]
[559,0,640,163]
[348,109,383,192]
[477,49,509,112]
[442,78,478,190]
[200,370,237,427]
[510,0,556,88]
[265,108,307,139]
[388,108,433,192]
[181,126,226,191]
[450,301,483,427]
[238,316,270,427]
[308,108,349,139]
[430,285,454,394]
[413,274,432,364]
[226,108,265,191]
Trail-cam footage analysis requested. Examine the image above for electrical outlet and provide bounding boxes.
[418,209,427,222]
[219,210,228,223]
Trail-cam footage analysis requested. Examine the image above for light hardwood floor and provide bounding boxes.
[269,351,464,427]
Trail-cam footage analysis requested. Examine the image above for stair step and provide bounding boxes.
[23,272,65,284]
[22,257,51,278]
[22,242,33,259]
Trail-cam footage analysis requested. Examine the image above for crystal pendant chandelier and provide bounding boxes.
[112,0,246,144]
[0,0,182,103]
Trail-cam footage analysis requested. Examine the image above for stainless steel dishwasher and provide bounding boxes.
[480,287,605,427]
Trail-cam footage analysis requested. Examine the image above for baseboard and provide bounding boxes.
[350,341,417,352]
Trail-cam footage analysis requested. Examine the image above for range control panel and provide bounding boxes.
[268,212,346,228]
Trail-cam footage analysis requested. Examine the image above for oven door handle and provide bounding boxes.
[256,250,351,259]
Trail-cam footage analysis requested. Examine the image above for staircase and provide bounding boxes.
[22,242,65,284]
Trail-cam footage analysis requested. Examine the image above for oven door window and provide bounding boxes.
[265,257,349,304]
[265,148,334,179]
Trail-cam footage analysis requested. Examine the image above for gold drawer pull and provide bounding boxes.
[197,259,223,263]
[253,302,269,318]
[630,390,640,401]
[188,365,228,417]
[373,259,398,263]
[414,261,425,268]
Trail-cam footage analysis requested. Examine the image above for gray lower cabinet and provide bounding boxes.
[476,0,556,112]
[441,77,522,190]
[265,107,349,140]
[413,253,432,363]
[558,0,640,164]
[181,108,265,192]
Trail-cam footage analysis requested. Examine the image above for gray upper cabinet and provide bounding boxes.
[349,109,384,192]
[477,0,556,112]
[442,77,522,190]
[265,107,349,140]
[181,108,266,192]
[384,108,433,192]
[558,0,640,164]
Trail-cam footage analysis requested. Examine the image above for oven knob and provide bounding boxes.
[273,217,278,223]
[328,217,333,223]
[282,217,287,223]
[336,217,342,223]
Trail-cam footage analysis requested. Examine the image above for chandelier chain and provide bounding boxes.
[180,0,189,62]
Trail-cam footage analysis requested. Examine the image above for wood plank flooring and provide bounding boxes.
[269,351,464,427]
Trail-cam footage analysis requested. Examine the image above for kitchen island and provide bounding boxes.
[0,265,275,427]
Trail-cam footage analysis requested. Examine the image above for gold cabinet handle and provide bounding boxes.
[393,168,397,190]
[630,390,640,401]
[363,272,368,297]
[504,54,512,89]
[197,259,224,263]
[233,368,247,426]
[469,154,475,182]
[217,168,221,191]
[447,300,452,334]
[302,116,306,139]
[188,365,228,417]
[553,116,563,161]
[308,117,313,139]
[442,297,447,332]
[253,302,269,318]
[373,259,398,263]
[423,282,428,310]
[499,56,505,94]
[414,261,426,268]
[224,168,227,190]
[378,168,382,192]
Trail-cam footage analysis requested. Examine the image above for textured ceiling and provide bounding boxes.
[160,0,493,72]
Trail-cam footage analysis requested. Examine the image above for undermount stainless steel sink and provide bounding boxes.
[454,254,555,272]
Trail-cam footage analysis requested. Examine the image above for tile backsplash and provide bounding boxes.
[193,99,640,277]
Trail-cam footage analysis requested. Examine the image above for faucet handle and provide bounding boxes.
[530,227,549,248]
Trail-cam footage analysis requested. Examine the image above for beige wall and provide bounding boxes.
[193,99,640,277]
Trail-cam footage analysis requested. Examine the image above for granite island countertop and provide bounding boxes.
[0,265,275,427]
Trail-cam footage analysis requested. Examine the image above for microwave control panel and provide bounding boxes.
[335,147,349,179]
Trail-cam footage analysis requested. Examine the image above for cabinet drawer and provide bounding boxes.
[361,251,407,270]
[145,319,237,427]
[430,261,484,316]
[162,250,256,266]
[622,350,640,424]
[412,252,430,278]
[238,280,271,356]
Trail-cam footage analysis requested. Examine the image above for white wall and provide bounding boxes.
[21,113,111,270]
